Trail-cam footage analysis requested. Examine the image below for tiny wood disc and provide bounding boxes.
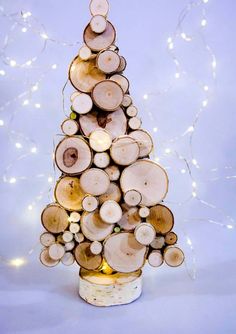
[40,232,56,247]
[81,210,114,241]
[124,189,142,206]
[55,136,92,175]
[64,241,75,251]
[69,211,81,222]
[110,74,129,93]
[150,236,165,249]
[90,241,103,255]
[117,56,127,72]
[61,119,79,136]
[48,243,65,260]
[139,207,150,218]
[122,95,132,108]
[74,233,85,243]
[40,249,59,267]
[97,50,120,74]
[90,0,109,16]
[75,242,103,270]
[128,117,141,130]
[165,231,178,245]
[80,168,110,196]
[94,152,110,168]
[118,207,141,231]
[134,223,156,246]
[99,200,122,224]
[78,45,92,61]
[148,250,163,267]
[92,80,124,111]
[72,93,93,115]
[99,182,121,204]
[84,21,116,52]
[90,15,107,34]
[110,136,140,166]
[61,252,75,266]
[41,204,69,234]
[130,129,153,158]
[126,105,138,117]
[105,165,120,181]
[70,91,81,102]
[62,231,74,243]
[89,129,112,152]
[164,246,184,267]
[82,195,98,212]
[69,223,80,234]
[55,177,85,211]
[146,204,174,234]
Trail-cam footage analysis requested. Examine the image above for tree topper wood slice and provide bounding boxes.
[89,0,109,17]
[80,168,110,196]
[84,21,116,52]
[92,80,124,111]
[90,15,107,34]
[81,210,114,241]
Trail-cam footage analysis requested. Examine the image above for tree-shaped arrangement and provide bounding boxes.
[40,0,184,307]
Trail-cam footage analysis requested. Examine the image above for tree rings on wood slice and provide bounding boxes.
[69,211,81,222]
[110,136,139,166]
[48,243,65,261]
[130,129,153,158]
[84,21,115,52]
[97,50,120,74]
[40,249,59,267]
[40,232,56,247]
[128,116,141,130]
[61,252,75,266]
[89,129,112,152]
[81,210,114,241]
[134,223,156,246]
[55,137,92,175]
[70,91,81,102]
[105,165,120,181]
[41,204,69,234]
[146,204,174,234]
[69,56,105,93]
[64,241,75,251]
[139,206,150,218]
[90,0,109,16]
[55,177,85,211]
[75,242,103,270]
[117,56,127,72]
[72,93,93,115]
[104,232,147,273]
[69,223,80,234]
[150,236,165,249]
[80,168,110,196]
[110,74,129,93]
[126,105,138,117]
[94,152,110,168]
[61,119,79,136]
[78,45,92,61]
[148,250,163,267]
[164,246,184,267]
[99,200,122,224]
[90,15,107,34]
[99,182,121,204]
[120,160,169,206]
[165,231,178,245]
[74,232,85,243]
[124,189,142,206]
[92,80,123,111]
[122,94,132,108]
[82,195,98,212]
[62,231,74,243]
[90,241,103,255]
[118,207,141,231]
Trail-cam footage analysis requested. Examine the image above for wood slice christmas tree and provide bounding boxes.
[40,0,184,307]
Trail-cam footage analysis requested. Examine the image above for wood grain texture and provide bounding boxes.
[81,210,114,241]
[41,204,69,234]
[80,168,110,196]
[146,204,174,234]
[92,80,123,111]
[74,242,103,270]
[84,21,115,52]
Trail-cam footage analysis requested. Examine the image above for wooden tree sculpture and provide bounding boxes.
[40,0,184,307]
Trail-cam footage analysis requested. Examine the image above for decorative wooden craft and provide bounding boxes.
[40,0,184,307]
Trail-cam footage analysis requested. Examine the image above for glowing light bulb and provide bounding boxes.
[203,85,209,91]
[168,42,174,50]
[0,69,5,76]
[0,119,4,126]
[167,37,172,44]
[52,64,57,69]
[48,176,53,183]
[28,205,33,211]
[9,177,16,184]
[31,147,37,153]
[186,237,192,245]
[203,0,208,3]
[227,224,234,229]
[192,159,197,165]
[165,148,171,154]
[187,126,194,132]
[26,60,32,66]
[192,191,197,197]
[153,127,158,133]
[22,99,29,106]
[31,84,38,92]
[212,60,217,69]
[143,94,148,100]
[22,27,27,33]
[15,142,22,149]
[35,103,41,109]
[155,157,160,162]
[201,19,207,27]
[10,60,16,67]
[181,169,186,174]
[41,33,49,40]
[175,72,180,79]
[9,258,26,267]
[181,32,186,39]
[192,181,197,188]
[202,100,208,107]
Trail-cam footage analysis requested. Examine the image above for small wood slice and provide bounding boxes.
[40,232,56,247]
[110,74,129,93]
[126,105,138,117]
[78,45,92,61]
[90,0,109,16]
[90,241,103,255]
[128,116,141,130]
[117,56,127,72]
[92,80,124,111]
[150,236,165,249]
[104,232,147,273]
[55,177,85,211]
[164,246,184,267]
[69,211,81,222]
[81,210,114,241]
[61,252,75,266]
[55,137,92,175]
[82,195,98,212]
[84,21,116,52]
[70,91,81,102]
[139,207,150,218]
[146,204,174,234]
[69,56,105,93]
[118,207,141,231]
[48,243,65,260]
[64,241,75,251]
[97,50,120,74]
[124,189,142,206]
[165,231,178,245]
[94,152,110,168]
[74,233,85,243]
[90,15,107,34]
[80,168,110,196]
[99,200,122,224]
[122,95,132,108]
[72,93,93,114]
[69,223,80,234]
[99,182,121,204]
[130,129,153,158]
[40,248,59,267]
[105,165,120,181]
[62,231,74,243]
[74,242,103,270]
[61,119,79,136]
[134,223,156,246]
[110,136,140,166]
[148,250,163,267]
[120,160,169,206]
[41,204,69,234]
[89,129,112,152]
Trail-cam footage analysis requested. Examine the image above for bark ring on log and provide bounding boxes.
[92,80,124,112]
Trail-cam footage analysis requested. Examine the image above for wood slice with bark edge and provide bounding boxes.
[48,243,65,260]
[120,160,169,206]
[55,137,92,175]
[117,206,141,231]
[103,232,147,273]
[64,241,75,251]
[61,252,75,266]
[41,204,69,234]
[110,136,140,166]
[80,210,114,241]
[148,250,163,267]
[108,45,119,52]
[146,204,174,234]
[122,94,132,108]
[110,74,129,93]
[128,116,141,130]
[92,80,124,112]
[105,165,120,181]
[84,21,116,52]
[139,207,150,218]
[89,0,109,16]
[117,56,127,73]
[94,152,110,168]
[90,241,103,255]
[99,182,121,205]
[69,56,105,93]
[82,195,98,212]
[134,223,156,246]
[69,211,81,222]
[164,246,184,267]
[61,119,79,136]
[165,231,178,245]
[78,45,92,61]
[99,200,122,224]
[150,236,165,249]
[40,248,59,267]
[72,93,93,115]
[70,91,81,102]
[124,189,142,206]
[97,50,120,74]
[40,232,56,247]
[69,222,80,234]
[55,177,85,212]
[90,15,107,34]
[126,105,138,117]
[74,232,85,243]
[129,129,153,158]
[80,168,110,196]
[62,231,74,243]
[74,242,103,270]
[89,129,112,152]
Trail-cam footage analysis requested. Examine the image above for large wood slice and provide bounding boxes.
[103,232,147,273]
[99,182,121,204]
[89,129,112,152]
[120,160,169,206]
[164,246,184,267]
[61,119,79,136]
[146,204,174,234]
[80,168,110,196]
[55,137,92,175]
[69,56,105,93]
[110,74,129,93]
[97,50,120,74]
[75,242,103,270]
[110,136,140,166]
[90,15,107,34]
[84,21,116,52]
[54,176,85,211]
[99,200,122,224]
[72,93,93,114]
[129,129,153,158]
[92,80,124,111]
[81,210,114,241]
[89,0,109,16]
[40,248,59,267]
[118,206,141,231]
[41,204,69,234]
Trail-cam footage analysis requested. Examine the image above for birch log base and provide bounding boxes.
[78,269,142,307]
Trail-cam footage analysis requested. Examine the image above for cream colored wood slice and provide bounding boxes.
[74,232,85,243]
[81,210,114,241]
[84,21,116,52]
[94,152,110,168]
[90,241,103,255]
[110,136,140,166]
[150,236,165,249]
[62,231,74,243]
[69,211,81,222]
[118,207,141,231]
[128,116,141,130]
[89,129,112,152]
[69,222,80,234]
[139,206,150,218]
[164,246,184,267]
[148,250,163,267]
[99,182,121,204]
[61,119,79,136]
[64,241,75,251]
[70,91,81,102]
[130,129,153,158]
[110,74,129,93]
[122,94,132,108]
[41,204,69,234]
[90,15,107,34]
[99,200,122,224]
[90,0,109,16]
[48,243,65,261]
[80,168,110,196]
[105,165,120,181]
[97,50,120,74]
[82,195,98,212]
[72,93,93,115]
[40,248,59,267]
[74,242,103,270]
[78,45,92,61]
[117,56,127,72]
[92,80,124,111]
[126,105,138,117]
[40,232,56,247]
[146,204,174,234]
[124,189,142,206]
[61,252,75,266]
[134,223,156,246]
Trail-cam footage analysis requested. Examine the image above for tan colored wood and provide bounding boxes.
[90,241,103,255]
[90,15,107,34]
[40,248,59,267]
[69,223,80,234]
[150,236,165,249]
[69,211,81,222]
[105,165,120,181]
[64,240,75,251]
[57,235,65,244]
[84,21,116,52]
[130,129,153,158]
[124,189,142,206]
[120,160,169,206]
[82,195,98,212]
[110,74,129,93]
[99,200,122,224]
[74,232,85,243]
[61,252,75,266]
[97,50,120,74]
[148,250,163,267]
[70,91,81,102]
[78,45,92,61]
[55,136,92,175]
[62,231,74,243]
[134,223,156,246]
[117,56,127,72]
[165,231,178,245]
[89,129,112,152]
[61,119,79,136]
[55,177,85,211]
[128,116,141,130]
[138,207,150,218]
[40,232,56,247]
[118,206,141,231]
[94,152,110,168]
[80,168,110,196]
[110,136,140,166]
[126,105,138,117]
[74,242,103,270]
[122,94,132,108]
[41,204,69,234]
[72,93,93,114]
[146,204,174,234]
[99,182,121,204]
[108,45,118,52]
[92,80,124,111]
[48,243,65,260]
[81,210,114,241]
[164,246,184,267]
[89,0,109,16]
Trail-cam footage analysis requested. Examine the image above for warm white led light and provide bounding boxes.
[0,119,4,126]
[143,94,148,100]
[10,60,17,67]
[201,19,207,27]
[9,258,26,267]
[22,99,29,106]
[48,176,53,183]
[52,64,57,69]
[22,27,27,33]
[9,177,16,184]
[15,142,22,149]
[153,127,158,133]
[165,148,171,154]
[31,147,37,153]
[35,103,41,108]
[41,33,49,40]
[0,69,5,76]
